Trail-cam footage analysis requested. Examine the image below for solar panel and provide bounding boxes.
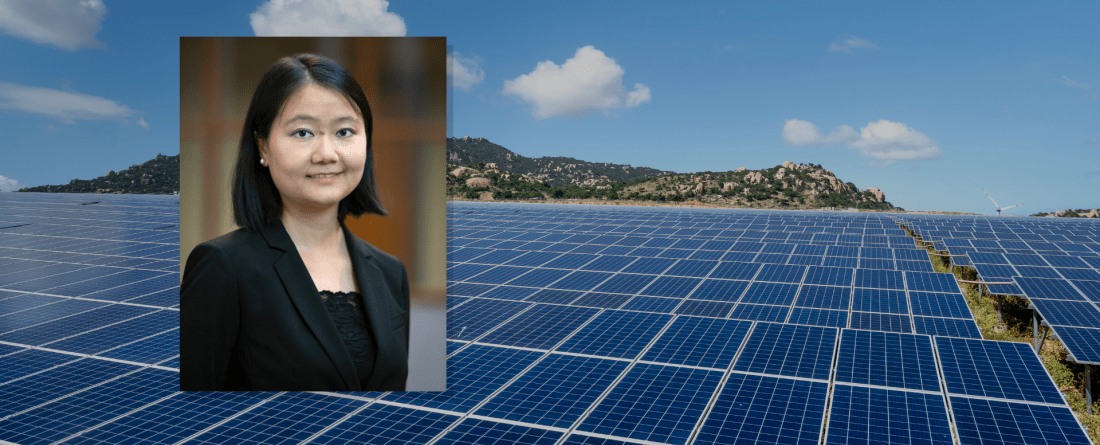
[6,195,1097,444]
[1052,327,1100,364]
[950,397,1091,445]
[825,385,953,445]
[475,353,629,428]
[557,310,672,359]
[694,373,828,445]
[733,322,837,380]
[834,330,939,391]
[435,418,562,445]
[641,316,752,368]
[936,337,1065,404]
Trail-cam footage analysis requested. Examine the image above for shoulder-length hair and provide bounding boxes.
[233,53,387,232]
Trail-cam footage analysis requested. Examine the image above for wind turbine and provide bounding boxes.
[983,189,1023,216]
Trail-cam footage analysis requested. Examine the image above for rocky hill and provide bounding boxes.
[448,136,672,187]
[1032,209,1100,218]
[449,156,897,210]
[17,153,179,195]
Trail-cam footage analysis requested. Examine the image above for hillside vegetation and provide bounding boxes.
[17,154,179,195]
[448,137,896,210]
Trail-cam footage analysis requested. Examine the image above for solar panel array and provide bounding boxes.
[0,194,1092,444]
[897,214,1100,365]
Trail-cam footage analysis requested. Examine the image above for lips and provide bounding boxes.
[307,172,341,178]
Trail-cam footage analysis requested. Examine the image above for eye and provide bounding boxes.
[292,129,313,138]
[336,128,355,137]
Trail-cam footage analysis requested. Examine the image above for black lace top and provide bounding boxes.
[319,290,376,387]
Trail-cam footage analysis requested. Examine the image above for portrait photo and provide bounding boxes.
[179,37,446,391]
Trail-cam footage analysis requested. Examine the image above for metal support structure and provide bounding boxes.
[996,293,1002,326]
[1086,365,1093,416]
[1033,311,1040,351]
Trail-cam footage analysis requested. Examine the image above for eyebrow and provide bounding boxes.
[283,115,362,126]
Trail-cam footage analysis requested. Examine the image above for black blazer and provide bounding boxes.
[180,220,409,391]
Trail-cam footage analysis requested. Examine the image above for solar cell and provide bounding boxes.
[576,363,722,445]
[641,317,752,368]
[1014,277,1087,301]
[834,330,940,391]
[1052,327,1100,364]
[908,291,973,319]
[849,312,913,333]
[475,354,629,428]
[557,310,672,359]
[695,373,828,445]
[740,282,800,306]
[950,397,1090,445]
[854,268,905,290]
[787,307,848,328]
[387,344,542,412]
[734,322,837,380]
[447,298,531,341]
[688,279,749,302]
[435,418,562,445]
[936,337,1065,404]
[1030,299,1100,328]
[639,275,702,298]
[826,385,953,445]
[479,304,598,350]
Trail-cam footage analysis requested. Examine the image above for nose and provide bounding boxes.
[312,132,341,164]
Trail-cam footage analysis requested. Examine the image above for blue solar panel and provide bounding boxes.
[854,268,904,290]
[43,310,178,355]
[849,312,912,333]
[0,358,139,418]
[558,310,672,359]
[1071,279,1100,302]
[1014,277,1087,301]
[576,363,723,445]
[1014,265,1062,278]
[479,304,598,349]
[754,264,806,284]
[729,303,790,322]
[0,367,177,444]
[665,259,718,277]
[448,298,530,340]
[620,257,675,274]
[435,418,562,445]
[851,288,908,314]
[908,291,972,319]
[709,261,761,280]
[475,354,629,428]
[794,285,850,310]
[905,271,961,293]
[387,344,542,412]
[826,385,952,445]
[642,317,752,368]
[640,275,702,298]
[740,282,799,306]
[688,278,749,302]
[734,322,837,380]
[834,330,940,391]
[580,255,636,272]
[591,273,656,294]
[950,397,1090,445]
[936,337,1065,404]
[788,307,848,328]
[803,266,853,287]
[695,373,828,445]
[467,265,534,285]
[1030,299,1100,328]
[570,292,632,309]
[1052,327,1100,364]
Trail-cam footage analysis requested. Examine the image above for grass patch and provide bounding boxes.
[907,225,1099,443]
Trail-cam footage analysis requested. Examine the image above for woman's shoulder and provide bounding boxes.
[188,227,267,259]
[346,232,405,272]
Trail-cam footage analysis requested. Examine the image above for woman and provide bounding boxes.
[181,54,408,391]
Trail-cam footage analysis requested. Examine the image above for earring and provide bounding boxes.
[260,158,265,165]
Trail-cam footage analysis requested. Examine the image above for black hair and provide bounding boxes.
[232,53,387,231]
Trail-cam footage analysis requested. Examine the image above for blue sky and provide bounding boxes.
[1,1,1096,215]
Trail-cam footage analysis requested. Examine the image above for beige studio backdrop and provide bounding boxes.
[179,37,447,391]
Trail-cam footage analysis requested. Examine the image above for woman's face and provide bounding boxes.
[258,83,367,217]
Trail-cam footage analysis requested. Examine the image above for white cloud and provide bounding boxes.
[448,52,484,92]
[782,119,856,146]
[1056,76,1099,99]
[137,117,150,129]
[0,175,21,192]
[250,0,406,36]
[503,45,651,119]
[783,118,943,165]
[828,35,877,53]
[0,81,135,123]
[0,0,106,51]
